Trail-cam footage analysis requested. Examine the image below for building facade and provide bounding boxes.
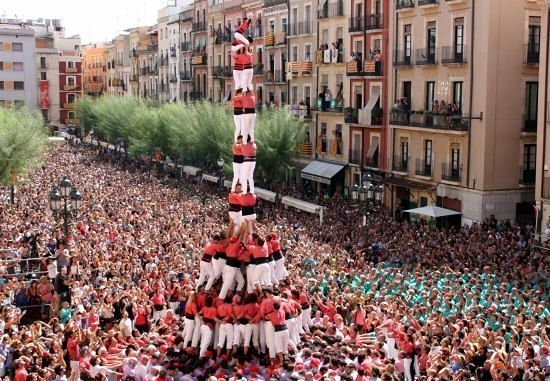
[387,0,539,224]
[179,7,194,102]
[82,44,106,97]
[58,35,83,126]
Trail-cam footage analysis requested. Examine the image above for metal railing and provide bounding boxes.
[169,74,178,83]
[523,115,537,132]
[212,66,232,78]
[180,71,192,81]
[392,155,409,172]
[441,46,467,65]
[264,0,287,6]
[415,159,433,177]
[396,0,415,10]
[181,41,191,52]
[349,17,364,32]
[418,0,438,5]
[253,63,264,76]
[345,107,359,124]
[524,43,540,65]
[441,163,461,182]
[318,2,345,19]
[390,111,468,131]
[366,14,383,30]
[415,47,437,65]
[393,48,413,66]
[520,168,535,185]
[288,21,313,36]
[192,22,206,32]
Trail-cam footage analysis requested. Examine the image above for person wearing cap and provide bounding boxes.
[241,93,256,142]
[231,137,244,193]
[267,298,290,363]
[219,222,246,300]
[228,183,243,234]
[182,292,198,349]
[240,138,257,197]
[240,192,257,235]
[216,296,235,358]
[196,235,221,292]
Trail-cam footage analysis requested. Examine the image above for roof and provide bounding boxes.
[301,160,345,185]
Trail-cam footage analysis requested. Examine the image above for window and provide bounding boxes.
[305,5,311,33]
[282,18,288,33]
[453,81,463,107]
[0,81,3,90]
[426,81,435,111]
[40,72,47,80]
[454,18,464,59]
[403,24,412,62]
[67,94,76,103]
[403,81,412,104]
[322,29,328,45]
[0,62,3,71]
[525,81,538,128]
[292,86,298,105]
[68,61,75,69]
[451,147,460,178]
[14,81,24,90]
[424,140,433,172]
[12,43,22,52]
[427,21,436,61]
[292,46,298,62]
[12,62,23,71]
[321,122,327,152]
[67,76,76,86]
[355,40,363,55]
[528,16,541,62]
[40,57,47,69]
[523,144,536,183]
[304,85,311,105]
[68,111,76,119]
[401,140,409,168]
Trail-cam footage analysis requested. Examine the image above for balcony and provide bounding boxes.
[524,43,540,66]
[441,163,461,182]
[418,0,439,6]
[519,168,535,185]
[288,22,313,36]
[366,14,383,30]
[129,74,138,82]
[190,91,204,101]
[415,159,433,178]
[523,115,537,133]
[315,98,344,113]
[349,149,362,166]
[392,155,409,173]
[264,32,286,47]
[147,44,158,52]
[296,143,313,157]
[140,67,148,76]
[344,108,359,124]
[318,3,345,19]
[349,17,364,33]
[192,22,206,32]
[212,66,232,78]
[181,41,191,52]
[264,0,287,6]
[65,67,78,73]
[396,0,415,10]
[286,61,313,77]
[63,103,76,109]
[346,60,383,76]
[390,111,468,131]
[180,71,191,81]
[64,119,80,125]
[316,49,344,64]
[170,49,177,58]
[191,54,207,65]
[169,74,178,83]
[274,70,286,83]
[253,63,264,76]
[441,46,467,65]
[393,48,413,67]
[63,84,79,91]
[415,47,437,66]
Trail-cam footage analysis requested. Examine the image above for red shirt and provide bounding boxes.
[196,292,206,309]
[259,297,275,318]
[242,94,256,109]
[151,293,165,307]
[237,19,251,34]
[14,369,28,381]
[203,242,219,256]
[246,244,268,259]
[184,302,197,316]
[233,304,245,319]
[228,192,241,206]
[245,303,260,319]
[201,306,218,328]
[232,143,243,155]
[226,241,241,259]
[268,309,286,326]
[240,193,257,207]
[237,246,250,262]
[217,303,233,321]
[233,95,244,108]
[269,239,281,252]
[68,337,80,360]
[241,143,257,157]
[242,52,253,65]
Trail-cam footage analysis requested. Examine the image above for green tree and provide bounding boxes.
[0,107,48,186]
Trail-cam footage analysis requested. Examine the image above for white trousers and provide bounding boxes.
[196,260,215,291]
[264,321,276,359]
[241,69,253,92]
[228,211,242,231]
[219,265,245,299]
[234,32,249,46]
[242,214,256,234]
[240,161,256,194]
[231,162,243,191]
[217,323,234,349]
[199,324,213,357]
[233,323,246,347]
[233,70,244,91]
[268,260,278,286]
[246,264,256,293]
[274,257,288,281]
[274,329,290,354]
[191,316,202,347]
[212,257,226,279]
[302,307,313,333]
[286,317,299,351]
[233,114,244,142]
[403,357,413,381]
[252,262,271,286]
[182,317,195,347]
[244,323,259,348]
[242,113,256,142]
[259,320,266,353]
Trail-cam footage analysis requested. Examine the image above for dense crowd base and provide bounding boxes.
[0,143,548,381]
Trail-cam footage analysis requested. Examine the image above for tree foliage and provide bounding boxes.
[0,107,48,185]
[76,98,304,183]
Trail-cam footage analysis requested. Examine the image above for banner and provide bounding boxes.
[39,80,49,109]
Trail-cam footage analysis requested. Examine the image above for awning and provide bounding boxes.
[183,165,201,176]
[301,160,345,185]
[281,196,323,215]
[255,187,277,202]
[359,86,381,125]
[366,137,379,160]
[202,174,219,183]
[403,205,461,218]
[383,176,436,192]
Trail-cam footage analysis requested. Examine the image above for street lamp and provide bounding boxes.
[350,184,359,201]
[358,185,368,203]
[374,184,384,208]
[217,157,225,190]
[49,177,83,239]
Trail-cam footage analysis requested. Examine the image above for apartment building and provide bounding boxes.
[105,43,116,97]
[191,0,209,100]
[0,22,37,110]
[82,44,106,97]
[262,0,288,106]
[158,8,171,103]
[387,0,540,224]
[58,35,83,126]
[179,7,194,102]
[128,29,145,98]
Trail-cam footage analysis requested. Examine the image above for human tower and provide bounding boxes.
[188,19,308,365]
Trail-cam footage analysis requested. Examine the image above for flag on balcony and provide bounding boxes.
[39,80,49,109]
[364,60,376,73]
[331,49,338,63]
[324,49,331,64]
[347,61,358,73]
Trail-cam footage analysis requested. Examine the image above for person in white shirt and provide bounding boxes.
[89,356,122,378]
[134,356,149,381]
[47,258,58,281]
[119,311,133,338]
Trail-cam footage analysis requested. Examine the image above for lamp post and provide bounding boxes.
[217,157,225,190]
[350,184,359,202]
[374,184,384,210]
[49,177,83,239]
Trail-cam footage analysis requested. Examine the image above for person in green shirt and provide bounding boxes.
[59,301,76,327]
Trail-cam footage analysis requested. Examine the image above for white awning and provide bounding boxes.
[183,166,201,176]
[403,205,462,218]
[366,137,379,160]
[301,160,345,185]
[255,187,277,202]
[359,86,381,125]
[281,196,323,215]
[202,174,219,183]
[224,179,232,189]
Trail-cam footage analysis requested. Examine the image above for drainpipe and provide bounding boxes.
[466,0,475,189]
[539,7,550,233]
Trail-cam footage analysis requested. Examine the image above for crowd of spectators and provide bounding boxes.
[0,142,548,381]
